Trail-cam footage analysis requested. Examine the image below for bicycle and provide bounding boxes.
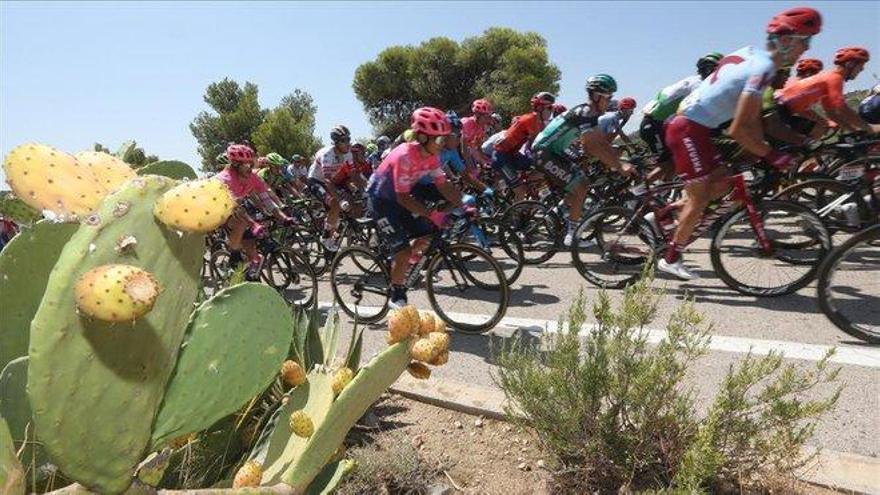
[329,212,509,333]
[571,162,832,296]
[816,223,880,343]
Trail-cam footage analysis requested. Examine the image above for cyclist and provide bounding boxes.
[215,144,293,279]
[366,107,467,308]
[257,152,299,201]
[350,143,373,180]
[660,7,822,280]
[775,46,877,136]
[489,113,504,135]
[793,57,823,80]
[639,52,723,181]
[551,103,567,118]
[598,96,637,146]
[492,91,557,202]
[286,154,309,197]
[532,74,636,247]
[442,111,493,195]
[461,99,495,169]
[371,135,391,165]
[308,125,354,251]
[859,84,880,124]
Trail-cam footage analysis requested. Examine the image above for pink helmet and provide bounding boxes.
[257,156,269,166]
[226,144,255,164]
[471,99,494,115]
[618,97,637,110]
[411,107,452,136]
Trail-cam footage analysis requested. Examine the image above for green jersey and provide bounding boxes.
[532,103,601,155]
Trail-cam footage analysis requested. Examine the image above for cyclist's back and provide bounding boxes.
[775,70,846,114]
[533,103,601,155]
[643,75,703,123]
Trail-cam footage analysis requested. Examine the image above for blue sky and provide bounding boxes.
[1,1,877,180]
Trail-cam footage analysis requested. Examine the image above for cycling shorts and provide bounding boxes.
[775,104,817,136]
[664,115,722,184]
[533,149,586,192]
[639,116,671,161]
[367,196,434,254]
[307,178,332,204]
[492,150,532,187]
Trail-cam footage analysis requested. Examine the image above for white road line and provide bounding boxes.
[318,302,880,369]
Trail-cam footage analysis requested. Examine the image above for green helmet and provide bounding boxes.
[216,152,229,166]
[586,74,618,94]
[366,143,378,155]
[697,51,724,76]
[266,152,287,166]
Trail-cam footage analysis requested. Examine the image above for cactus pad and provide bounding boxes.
[3,143,106,217]
[0,220,77,369]
[75,151,135,193]
[0,417,25,495]
[28,175,204,493]
[136,160,197,180]
[74,264,161,322]
[153,178,235,233]
[150,283,293,448]
[0,192,41,225]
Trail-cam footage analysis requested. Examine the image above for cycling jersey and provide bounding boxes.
[775,70,846,114]
[439,148,466,175]
[642,75,703,121]
[597,111,624,136]
[461,116,487,149]
[532,103,602,155]
[482,131,506,156]
[215,168,269,199]
[679,46,776,129]
[859,93,880,124]
[257,168,291,189]
[330,160,371,186]
[308,145,353,183]
[285,164,307,180]
[495,112,544,153]
[367,142,447,201]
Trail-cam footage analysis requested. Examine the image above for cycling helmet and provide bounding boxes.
[226,144,255,164]
[411,106,452,136]
[257,157,269,167]
[530,91,556,110]
[330,125,351,144]
[216,152,229,166]
[490,113,503,124]
[552,103,567,115]
[376,135,391,147]
[767,7,822,36]
[266,152,287,166]
[834,46,870,65]
[351,143,366,153]
[446,110,463,130]
[697,51,723,75]
[471,99,494,115]
[366,143,378,154]
[795,58,824,76]
[586,74,618,94]
[290,153,304,163]
[618,97,637,111]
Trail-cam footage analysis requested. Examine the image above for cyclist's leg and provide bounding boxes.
[494,151,529,202]
[370,197,431,305]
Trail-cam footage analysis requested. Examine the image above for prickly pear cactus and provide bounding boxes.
[153,178,236,234]
[0,192,41,225]
[136,160,197,180]
[0,220,77,369]
[28,175,205,493]
[0,357,53,485]
[0,417,25,495]
[150,283,294,449]
[74,151,135,193]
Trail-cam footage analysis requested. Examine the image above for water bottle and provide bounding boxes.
[469,225,489,249]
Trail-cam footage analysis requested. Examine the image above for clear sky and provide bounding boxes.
[1,1,877,181]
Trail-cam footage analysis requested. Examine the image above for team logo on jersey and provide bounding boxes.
[710,55,746,83]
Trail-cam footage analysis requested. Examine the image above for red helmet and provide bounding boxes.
[552,103,567,114]
[351,143,366,152]
[795,58,823,76]
[834,46,870,65]
[411,107,451,136]
[471,99,494,115]
[226,144,255,164]
[530,92,556,110]
[257,156,268,166]
[767,7,822,36]
[618,97,637,111]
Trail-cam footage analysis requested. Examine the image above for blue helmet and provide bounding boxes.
[446,110,462,130]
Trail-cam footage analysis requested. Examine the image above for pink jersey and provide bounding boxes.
[461,116,487,149]
[215,168,269,200]
[366,143,447,200]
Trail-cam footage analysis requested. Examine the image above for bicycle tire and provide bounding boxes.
[711,200,831,297]
[816,224,880,344]
[329,246,390,323]
[503,200,563,264]
[570,206,655,289]
[426,243,509,333]
[263,247,318,310]
[468,219,525,286]
[772,178,863,235]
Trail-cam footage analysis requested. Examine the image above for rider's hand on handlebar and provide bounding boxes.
[482,187,494,198]
[619,162,637,177]
[461,194,476,207]
[763,150,795,171]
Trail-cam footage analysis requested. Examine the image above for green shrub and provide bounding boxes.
[495,276,840,493]
[336,432,440,495]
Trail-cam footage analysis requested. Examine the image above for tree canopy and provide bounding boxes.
[353,27,561,137]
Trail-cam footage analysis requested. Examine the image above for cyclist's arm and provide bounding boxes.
[728,93,773,157]
[396,193,433,218]
[580,131,629,173]
[826,105,875,133]
[436,181,464,207]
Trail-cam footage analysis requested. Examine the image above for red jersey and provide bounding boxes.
[494,112,543,153]
[775,70,846,114]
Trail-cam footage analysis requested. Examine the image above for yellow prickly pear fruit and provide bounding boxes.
[280,360,307,387]
[410,337,439,363]
[400,305,421,332]
[332,367,354,395]
[429,350,449,366]
[232,460,263,488]
[75,151,135,193]
[3,143,106,217]
[407,362,432,380]
[387,308,415,344]
[153,178,235,233]
[427,331,450,354]
[433,318,447,334]
[289,410,314,438]
[418,311,436,336]
[74,264,161,322]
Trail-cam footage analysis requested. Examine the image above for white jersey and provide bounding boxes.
[481,131,506,156]
[308,145,352,182]
[641,75,703,120]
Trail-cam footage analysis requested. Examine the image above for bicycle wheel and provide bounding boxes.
[426,243,509,333]
[817,225,880,343]
[503,200,563,265]
[262,248,317,310]
[711,200,831,296]
[329,246,390,323]
[469,219,525,286]
[208,249,234,286]
[570,206,656,289]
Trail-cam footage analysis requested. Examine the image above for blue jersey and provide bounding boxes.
[679,46,776,129]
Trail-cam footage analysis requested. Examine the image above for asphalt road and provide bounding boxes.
[314,236,880,458]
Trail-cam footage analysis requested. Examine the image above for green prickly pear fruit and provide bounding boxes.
[233,460,263,488]
[331,368,354,395]
[74,264,160,322]
[281,360,307,387]
[410,337,439,363]
[74,151,135,193]
[407,362,431,380]
[153,178,235,233]
[3,143,105,217]
[289,411,314,438]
